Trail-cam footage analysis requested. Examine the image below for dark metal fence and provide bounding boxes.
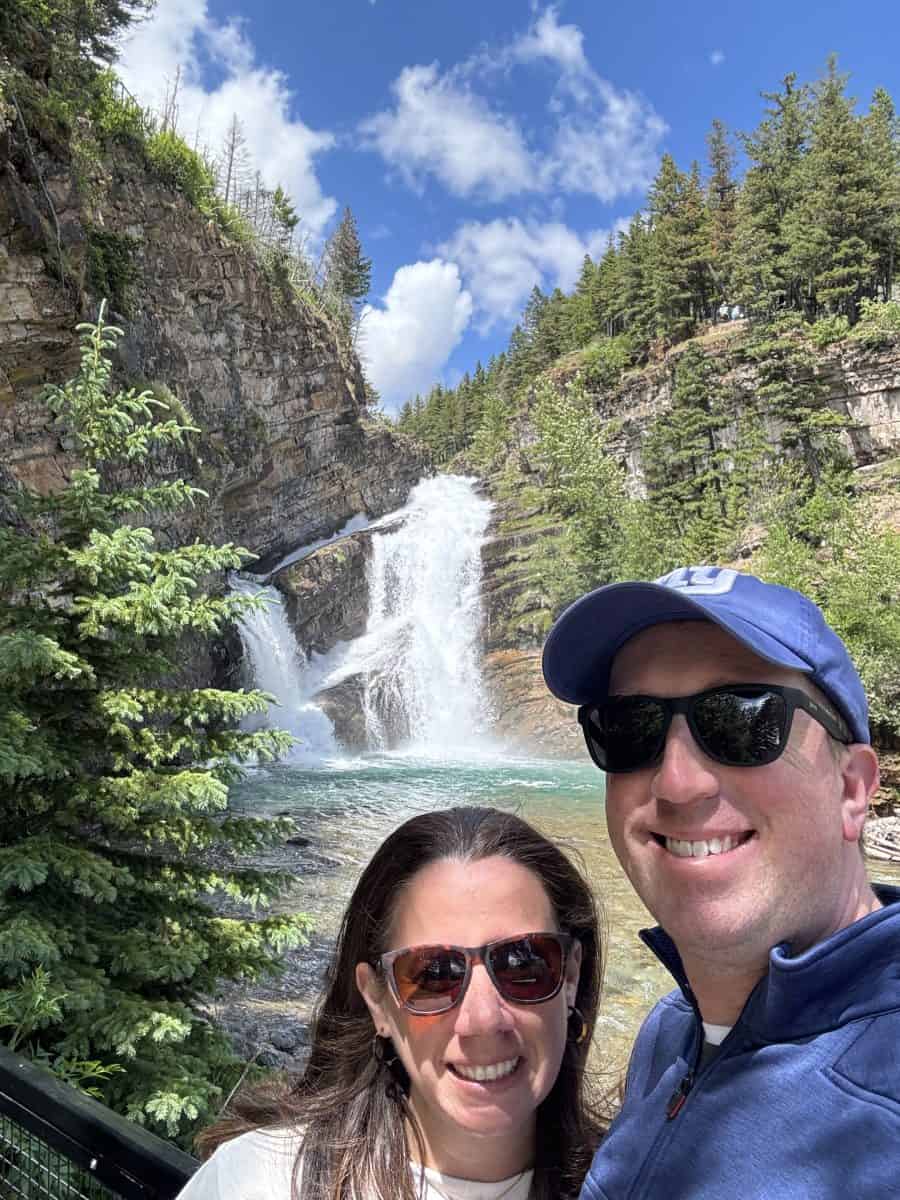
[0,1049,198,1200]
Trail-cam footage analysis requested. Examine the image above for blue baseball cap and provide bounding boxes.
[542,566,870,744]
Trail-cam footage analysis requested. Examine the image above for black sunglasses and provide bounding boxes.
[376,932,575,1014]
[578,683,851,774]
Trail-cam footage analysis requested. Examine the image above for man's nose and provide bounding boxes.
[452,964,514,1037]
[651,715,719,805]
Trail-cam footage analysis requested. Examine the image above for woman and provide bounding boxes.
[178,806,606,1199]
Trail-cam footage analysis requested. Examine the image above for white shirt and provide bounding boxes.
[176,1128,535,1200]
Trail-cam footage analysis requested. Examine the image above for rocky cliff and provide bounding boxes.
[578,323,900,495]
[476,328,900,759]
[0,108,428,571]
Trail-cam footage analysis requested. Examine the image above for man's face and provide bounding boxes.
[604,621,873,972]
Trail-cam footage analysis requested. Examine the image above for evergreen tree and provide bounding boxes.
[642,344,733,546]
[566,255,601,348]
[2,0,154,81]
[595,238,625,337]
[271,185,300,251]
[732,74,811,315]
[618,217,655,356]
[743,315,850,485]
[783,58,877,320]
[648,156,711,344]
[0,309,308,1139]
[706,119,738,310]
[531,376,627,595]
[863,87,900,302]
[322,208,373,331]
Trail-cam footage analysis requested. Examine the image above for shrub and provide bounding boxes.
[849,299,900,348]
[806,313,851,348]
[145,131,217,212]
[578,334,633,391]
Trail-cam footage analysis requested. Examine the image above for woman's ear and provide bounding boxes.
[355,962,390,1034]
[565,939,583,1008]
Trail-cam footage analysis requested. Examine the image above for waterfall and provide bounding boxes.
[334,475,494,755]
[231,475,494,761]
[230,576,339,761]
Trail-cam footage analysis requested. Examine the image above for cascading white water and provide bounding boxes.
[230,575,339,761]
[231,475,494,760]
[332,475,494,755]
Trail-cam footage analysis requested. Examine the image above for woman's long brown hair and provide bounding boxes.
[196,806,609,1198]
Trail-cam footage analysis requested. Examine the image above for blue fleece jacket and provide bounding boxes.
[581,884,900,1200]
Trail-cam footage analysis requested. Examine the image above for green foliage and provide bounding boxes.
[0,307,310,1141]
[1,0,153,79]
[145,131,216,210]
[88,69,149,147]
[322,207,372,319]
[86,228,140,315]
[755,480,900,739]
[531,376,628,601]
[806,313,851,347]
[578,335,633,391]
[849,298,900,347]
[742,315,851,485]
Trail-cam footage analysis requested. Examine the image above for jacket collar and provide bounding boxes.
[641,884,900,1042]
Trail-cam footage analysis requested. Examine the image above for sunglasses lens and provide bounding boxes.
[693,689,787,765]
[488,934,564,1003]
[391,946,467,1013]
[586,697,668,772]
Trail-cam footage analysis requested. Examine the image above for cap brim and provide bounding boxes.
[542,581,812,704]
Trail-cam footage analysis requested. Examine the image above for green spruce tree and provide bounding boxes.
[863,87,900,303]
[783,58,877,321]
[0,308,309,1140]
[706,119,738,311]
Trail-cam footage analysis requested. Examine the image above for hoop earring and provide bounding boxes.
[568,1005,588,1045]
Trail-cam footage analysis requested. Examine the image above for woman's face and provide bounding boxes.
[356,855,581,1176]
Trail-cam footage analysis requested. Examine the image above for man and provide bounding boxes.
[542,566,899,1199]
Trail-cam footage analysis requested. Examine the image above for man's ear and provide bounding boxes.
[355,962,390,1034]
[840,744,880,842]
[565,939,583,1008]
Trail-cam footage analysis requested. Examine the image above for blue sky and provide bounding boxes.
[118,1,900,411]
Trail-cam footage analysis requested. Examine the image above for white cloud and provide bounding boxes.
[550,81,668,202]
[510,5,589,75]
[359,64,534,201]
[439,217,618,329]
[116,0,337,239]
[360,7,666,205]
[710,49,726,66]
[358,260,473,410]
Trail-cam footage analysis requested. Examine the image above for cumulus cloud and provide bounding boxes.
[439,217,620,329]
[550,81,669,202]
[710,49,726,66]
[512,5,587,67]
[360,6,666,206]
[358,260,473,410]
[359,64,534,201]
[116,0,337,239]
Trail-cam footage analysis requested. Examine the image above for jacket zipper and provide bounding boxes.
[665,1069,695,1119]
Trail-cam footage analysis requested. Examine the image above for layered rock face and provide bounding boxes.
[588,325,900,495]
[477,331,900,759]
[1,139,427,564]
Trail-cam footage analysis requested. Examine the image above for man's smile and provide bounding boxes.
[653,831,756,859]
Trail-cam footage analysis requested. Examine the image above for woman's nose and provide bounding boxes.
[452,964,514,1037]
